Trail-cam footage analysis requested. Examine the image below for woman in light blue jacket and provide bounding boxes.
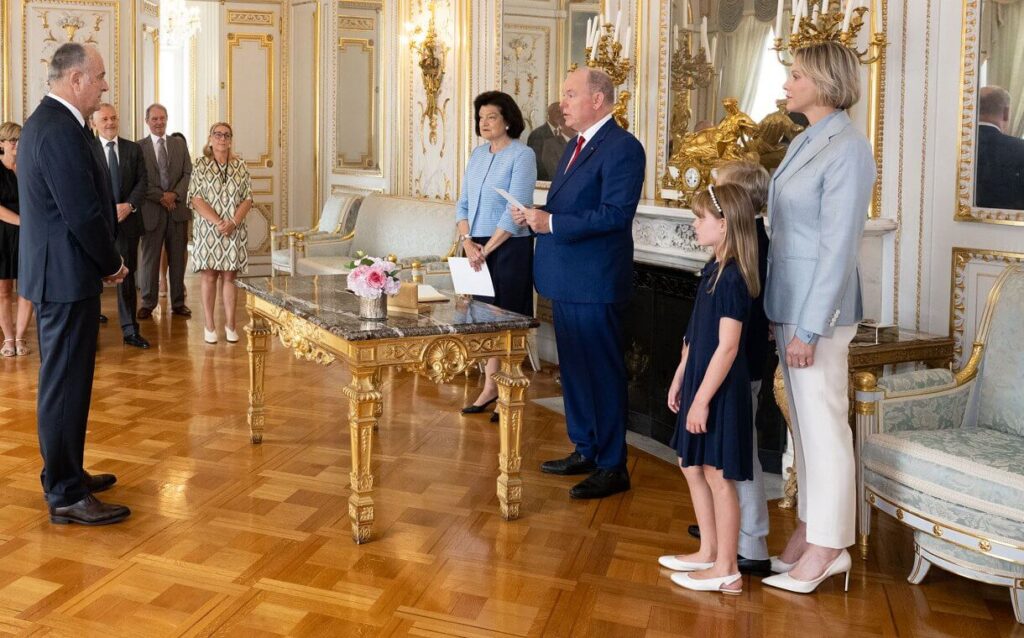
[761,42,876,594]
[456,91,536,420]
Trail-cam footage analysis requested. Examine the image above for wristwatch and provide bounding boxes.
[460,233,472,242]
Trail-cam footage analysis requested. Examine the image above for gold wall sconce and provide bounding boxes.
[773,0,886,66]
[408,1,449,146]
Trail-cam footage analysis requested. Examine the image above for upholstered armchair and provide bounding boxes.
[855,265,1024,624]
[270,193,362,275]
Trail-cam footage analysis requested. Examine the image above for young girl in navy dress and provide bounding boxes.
[659,183,761,595]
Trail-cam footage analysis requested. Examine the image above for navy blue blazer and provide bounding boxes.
[18,96,121,303]
[534,119,646,304]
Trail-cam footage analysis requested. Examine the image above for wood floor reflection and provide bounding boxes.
[0,286,1019,637]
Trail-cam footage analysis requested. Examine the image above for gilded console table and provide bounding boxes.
[237,275,538,544]
[773,326,955,511]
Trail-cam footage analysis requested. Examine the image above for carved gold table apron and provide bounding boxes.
[238,275,538,544]
[771,327,955,555]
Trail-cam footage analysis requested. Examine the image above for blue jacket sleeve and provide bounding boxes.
[498,145,536,234]
[455,151,472,224]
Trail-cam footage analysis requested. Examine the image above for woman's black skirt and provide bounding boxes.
[471,235,534,317]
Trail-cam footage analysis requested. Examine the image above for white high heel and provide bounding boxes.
[658,555,714,572]
[204,328,218,344]
[225,327,239,343]
[670,571,743,595]
[762,550,852,594]
[770,555,797,573]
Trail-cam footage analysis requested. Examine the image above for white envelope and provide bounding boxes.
[448,257,495,296]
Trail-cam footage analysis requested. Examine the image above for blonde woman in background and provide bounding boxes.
[188,122,252,345]
[0,122,33,357]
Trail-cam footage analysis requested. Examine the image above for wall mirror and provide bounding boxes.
[500,0,601,183]
[956,0,1024,225]
[334,0,383,174]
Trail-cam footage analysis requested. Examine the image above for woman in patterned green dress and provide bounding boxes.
[188,122,253,344]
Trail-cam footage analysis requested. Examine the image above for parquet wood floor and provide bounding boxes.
[0,285,1020,637]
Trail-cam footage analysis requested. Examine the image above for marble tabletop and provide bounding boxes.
[237,275,539,341]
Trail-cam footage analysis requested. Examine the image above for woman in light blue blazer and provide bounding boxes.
[760,42,876,594]
[456,91,536,419]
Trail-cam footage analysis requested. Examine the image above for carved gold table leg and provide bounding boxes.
[493,350,529,520]
[245,311,271,444]
[773,364,798,510]
[343,365,382,543]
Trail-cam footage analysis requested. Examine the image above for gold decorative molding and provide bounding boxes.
[141,0,157,18]
[280,6,290,229]
[949,248,1024,366]
[226,32,275,169]
[142,24,159,104]
[251,202,274,255]
[955,0,1024,225]
[270,313,337,365]
[1,0,9,122]
[336,37,377,169]
[22,0,120,119]
[227,10,274,27]
[338,15,373,31]
[251,175,273,195]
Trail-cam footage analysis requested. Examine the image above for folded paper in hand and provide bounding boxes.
[449,257,495,296]
[494,187,525,211]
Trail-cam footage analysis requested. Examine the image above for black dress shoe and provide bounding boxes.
[540,451,597,475]
[737,555,772,576]
[98,313,108,324]
[123,333,151,349]
[84,471,117,493]
[137,307,154,319]
[688,524,701,539]
[49,494,130,525]
[490,411,500,423]
[171,305,192,317]
[461,396,497,414]
[569,469,631,499]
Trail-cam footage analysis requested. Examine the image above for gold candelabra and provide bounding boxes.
[409,2,449,146]
[773,1,886,66]
[581,23,633,130]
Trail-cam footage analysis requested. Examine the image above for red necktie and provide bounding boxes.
[565,135,586,173]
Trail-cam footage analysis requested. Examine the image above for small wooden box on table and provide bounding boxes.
[236,275,539,544]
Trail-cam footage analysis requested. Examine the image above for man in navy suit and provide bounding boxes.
[975,85,1024,210]
[92,102,150,349]
[517,68,646,499]
[18,43,131,525]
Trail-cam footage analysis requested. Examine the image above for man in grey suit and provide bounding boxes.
[92,103,150,349]
[138,104,192,319]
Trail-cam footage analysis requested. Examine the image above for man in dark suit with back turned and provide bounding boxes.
[517,68,646,499]
[92,102,150,349]
[975,85,1024,210]
[17,43,131,525]
[138,104,192,319]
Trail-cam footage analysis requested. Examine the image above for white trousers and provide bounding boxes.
[775,323,857,549]
[737,380,770,560]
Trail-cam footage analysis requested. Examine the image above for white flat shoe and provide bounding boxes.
[762,550,852,594]
[204,328,218,344]
[770,555,797,573]
[658,555,714,572]
[670,571,742,595]
[225,327,239,343]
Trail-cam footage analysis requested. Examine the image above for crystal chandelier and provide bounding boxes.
[161,0,201,48]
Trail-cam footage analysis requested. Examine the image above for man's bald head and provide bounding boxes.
[980,86,1011,132]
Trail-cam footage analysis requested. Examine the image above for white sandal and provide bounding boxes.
[14,339,29,356]
[1,339,14,357]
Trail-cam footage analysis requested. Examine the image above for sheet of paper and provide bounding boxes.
[417,284,448,302]
[448,258,495,297]
[494,187,525,211]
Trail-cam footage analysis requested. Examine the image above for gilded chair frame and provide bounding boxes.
[955,0,1024,226]
[854,266,1024,622]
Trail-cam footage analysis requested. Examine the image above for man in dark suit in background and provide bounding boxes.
[17,43,131,525]
[975,85,1024,210]
[527,102,565,181]
[92,102,150,349]
[138,103,192,319]
[517,68,646,499]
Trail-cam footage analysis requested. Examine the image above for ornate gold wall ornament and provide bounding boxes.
[773,2,886,66]
[227,10,274,27]
[409,1,449,148]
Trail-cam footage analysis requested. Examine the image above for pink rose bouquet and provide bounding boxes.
[346,252,401,299]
